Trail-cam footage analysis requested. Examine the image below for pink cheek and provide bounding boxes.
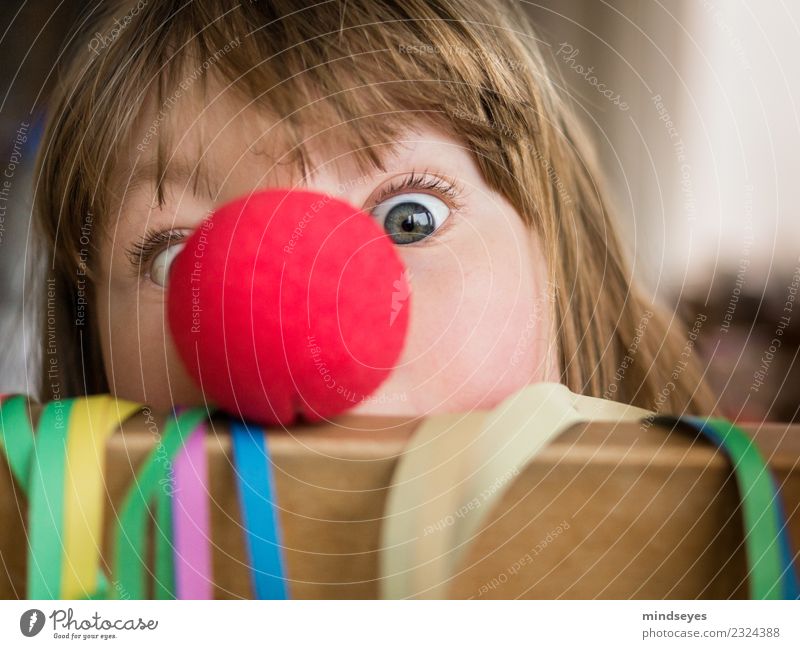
[391,284,546,412]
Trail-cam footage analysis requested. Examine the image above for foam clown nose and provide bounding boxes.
[167,189,410,425]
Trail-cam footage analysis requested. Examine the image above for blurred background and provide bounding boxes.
[0,0,797,420]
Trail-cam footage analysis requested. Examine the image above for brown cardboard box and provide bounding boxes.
[1,410,799,599]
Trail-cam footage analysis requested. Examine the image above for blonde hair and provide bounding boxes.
[34,0,715,414]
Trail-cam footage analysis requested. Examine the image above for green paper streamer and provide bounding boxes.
[154,475,176,599]
[0,395,35,492]
[704,417,784,600]
[1,396,124,600]
[27,399,75,599]
[114,408,210,600]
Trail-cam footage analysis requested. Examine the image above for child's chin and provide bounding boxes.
[345,387,507,419]
[347,394,421,418]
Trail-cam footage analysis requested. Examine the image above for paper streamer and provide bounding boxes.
[1,395,133,599]
[230,421,288,599]
[153,473,175,600]
[380,383,650,599]
[655,415,798,600]
[0,395,35,491]
[172,423,212,599]
[115,407,210,599]
[380,411,487,599]
[60,396,141,599]
[700,417,793,599]
[28,399,75,599]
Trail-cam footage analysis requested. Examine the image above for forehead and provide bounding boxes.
[111,75,475,221]
[117,72,439,201]
[96,2,491,216]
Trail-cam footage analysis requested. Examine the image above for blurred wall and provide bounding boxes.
[529,0,800,298]
[0,0,84,394]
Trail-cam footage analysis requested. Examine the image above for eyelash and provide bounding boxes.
[126,172,464,276]
[369,171,464,212]
[125,229,186,276]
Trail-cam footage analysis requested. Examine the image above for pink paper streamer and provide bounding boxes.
[173,424,212,599]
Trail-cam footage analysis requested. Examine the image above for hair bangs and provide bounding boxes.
[92,0,488,208]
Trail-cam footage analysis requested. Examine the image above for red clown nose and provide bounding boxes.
[167,189,410,425]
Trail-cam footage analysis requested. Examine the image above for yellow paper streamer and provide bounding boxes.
[380,383,650,599]
[381,411,487,599]
[60,396,142,598]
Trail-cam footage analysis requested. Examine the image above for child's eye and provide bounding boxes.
[149,242,185,287]
[370,192,450,245]
[126,229,189,287]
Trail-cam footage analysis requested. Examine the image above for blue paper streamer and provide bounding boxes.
[230,421,288,599]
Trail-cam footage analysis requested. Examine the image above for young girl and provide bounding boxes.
[33,0,715,418]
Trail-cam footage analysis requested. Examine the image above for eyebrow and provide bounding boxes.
[118,135,408,210]
[120,157,218,206]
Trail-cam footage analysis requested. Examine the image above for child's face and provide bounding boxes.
[96,89,558,418]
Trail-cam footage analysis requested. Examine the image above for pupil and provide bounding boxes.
[385,202,435,244]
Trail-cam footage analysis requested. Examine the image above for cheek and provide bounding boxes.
[97,278,203,409]
[396,211,553,412]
